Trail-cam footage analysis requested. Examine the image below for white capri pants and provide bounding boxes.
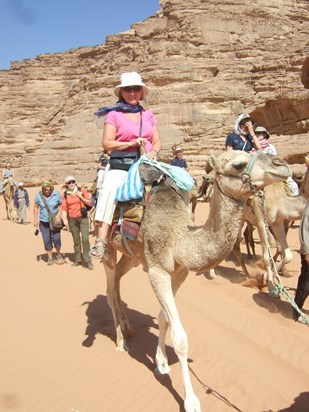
[94,164,127,225]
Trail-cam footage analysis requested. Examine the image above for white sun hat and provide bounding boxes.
[114,72,149,99]
[64,175,75,183]
[18,182,24,186]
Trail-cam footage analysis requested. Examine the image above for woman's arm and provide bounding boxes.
[33,203,40,228]
[247,122,261,150]
[103,123,145,152]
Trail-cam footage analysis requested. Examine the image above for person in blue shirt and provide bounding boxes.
[225,114,261,152]
[33,181,65,266]
[170,144,189,171]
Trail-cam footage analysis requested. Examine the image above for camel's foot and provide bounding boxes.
[155,346,170,374]
[154,363,171,375]
[267,282,281,298]
[121,321,135,339]
[184,393,201,412]
[280,268,292,278]
[204,269,216,279]
[116,337,129,352]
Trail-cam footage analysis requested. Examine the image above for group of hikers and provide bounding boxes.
[1,71,308,323]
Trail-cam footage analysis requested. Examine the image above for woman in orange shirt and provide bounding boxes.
[61,176,94,270]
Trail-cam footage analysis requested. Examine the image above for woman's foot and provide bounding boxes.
[47,258,54,266]
[89,239,108,259]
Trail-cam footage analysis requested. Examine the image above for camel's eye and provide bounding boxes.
[233,161,247,171]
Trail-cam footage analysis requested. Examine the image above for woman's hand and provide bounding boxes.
[146,150,157,160]
[135,137,148,146]
[246,121,254,135]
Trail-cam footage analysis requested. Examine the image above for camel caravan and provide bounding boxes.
[100,150,302,412]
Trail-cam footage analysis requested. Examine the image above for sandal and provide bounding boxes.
[89,239,108,259]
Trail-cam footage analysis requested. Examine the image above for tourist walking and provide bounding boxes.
[61,176,94,269]
[33,181,65,266]
[13,182,29,224]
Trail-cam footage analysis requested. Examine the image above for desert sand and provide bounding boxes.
[0,186,308,412]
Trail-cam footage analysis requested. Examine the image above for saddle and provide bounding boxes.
[111,163,189,255]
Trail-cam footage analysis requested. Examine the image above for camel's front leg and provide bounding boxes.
[270,222,293,273]
[103,249,137,351]
[149,267,201,412]
[155,268,190,374]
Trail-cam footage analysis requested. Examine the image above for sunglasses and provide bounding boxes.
[67,180,75,184]
[122,86,142,93]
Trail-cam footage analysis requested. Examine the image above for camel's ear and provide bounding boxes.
[208,155,222,173]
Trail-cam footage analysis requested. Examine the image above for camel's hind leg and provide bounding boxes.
[148,267,201,412]
[103,249,138,352]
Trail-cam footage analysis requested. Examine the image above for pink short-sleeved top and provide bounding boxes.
[105,110,157,152]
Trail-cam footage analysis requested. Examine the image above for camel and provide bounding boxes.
[0,178,16,220]
[241,183,307,280]
[101,151,290,412]
[195,167,307,282]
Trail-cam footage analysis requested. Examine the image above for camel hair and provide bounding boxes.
[0,178,15,220]
[101,150,290,412]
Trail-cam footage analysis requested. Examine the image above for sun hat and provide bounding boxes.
[172,143,184,155]
[64,175,76,183]
[114,72,149,99]
[255,126,270,139]
[18,182,24,186]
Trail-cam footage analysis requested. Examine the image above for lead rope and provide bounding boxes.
[259,194,309,326]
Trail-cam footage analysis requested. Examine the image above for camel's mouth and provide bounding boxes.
[264,170,291,180]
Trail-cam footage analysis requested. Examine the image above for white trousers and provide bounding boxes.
[94,164,127,225]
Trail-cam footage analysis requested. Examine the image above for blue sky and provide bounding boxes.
[0,0,160,70]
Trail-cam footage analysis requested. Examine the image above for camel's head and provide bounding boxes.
[208,151,291,198]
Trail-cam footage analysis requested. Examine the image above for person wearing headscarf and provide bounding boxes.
[33,181,64,266]
[90,72,162,259]
[13,182,29,224]
[225,114,261,152]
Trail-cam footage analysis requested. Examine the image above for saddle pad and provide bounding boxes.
[121,220,140,241]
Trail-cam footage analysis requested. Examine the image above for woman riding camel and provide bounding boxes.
[90,72,162,259]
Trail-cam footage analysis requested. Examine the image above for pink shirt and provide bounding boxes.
[105,110,157,152]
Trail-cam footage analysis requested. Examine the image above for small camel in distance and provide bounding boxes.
[101,151,290,412]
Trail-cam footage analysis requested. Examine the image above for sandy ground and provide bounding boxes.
[0,186,308,412]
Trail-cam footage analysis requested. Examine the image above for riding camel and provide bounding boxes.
[102,151,290,412]
[0,178,16,220]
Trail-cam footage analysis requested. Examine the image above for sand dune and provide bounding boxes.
[0,186,308,412]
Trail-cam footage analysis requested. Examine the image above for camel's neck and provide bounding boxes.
[177,183,245,271]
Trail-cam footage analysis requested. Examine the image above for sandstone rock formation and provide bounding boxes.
[0,0,308,185]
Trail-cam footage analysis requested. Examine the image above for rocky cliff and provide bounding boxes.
[0,0,308,185]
